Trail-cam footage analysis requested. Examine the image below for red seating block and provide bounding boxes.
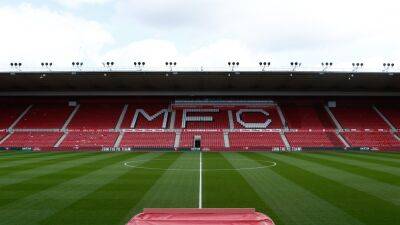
[331,107,388,130]
[281,105,335,130]
[120,132,175,148]
[229,132,284,149]
[16,104,73,129]
[0,132,62,147]
[285,132,343,148]
[68,104,124,130]
[0,105,27,129]
[379,107,400,129]
[342,132,400,148]
[59,132,119,148]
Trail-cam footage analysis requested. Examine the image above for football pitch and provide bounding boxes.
[0,151,399,225]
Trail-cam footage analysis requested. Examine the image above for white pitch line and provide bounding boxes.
[199,151,203,209]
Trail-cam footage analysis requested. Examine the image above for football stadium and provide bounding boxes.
[1,1,400,225]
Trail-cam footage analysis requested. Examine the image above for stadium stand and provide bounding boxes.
[0,132,63,148]
[15,104,74,129]
[120,132,176,148]
[0,98,399,151]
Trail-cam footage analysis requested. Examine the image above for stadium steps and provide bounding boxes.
[326,132,345,147]
[228,110,234,130]
[336,131,350,148]
[373,105,397,131]
[54,132,68,147]
[114,131,125,147]
[392,132,400,142]
[115,104,129,131]
[61,104,80,131]
[280,131,291,149]
[174,131,181,148]
[169,110,176,129]
[276,104,288,129]
[0,132,13,145]
[324,105,343,130]
[315,105,335,128]
[8,104,33,130]
[223,132,230,148]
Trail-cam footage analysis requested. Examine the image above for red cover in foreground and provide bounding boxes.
[126,208,275,225]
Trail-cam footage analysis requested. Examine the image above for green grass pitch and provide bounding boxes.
[0,150,399,225]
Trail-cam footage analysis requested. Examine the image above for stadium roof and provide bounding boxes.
[0,70,399,96]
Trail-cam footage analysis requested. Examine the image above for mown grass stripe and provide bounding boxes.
[0,152,137,207]
[39,153,178,225]
[0,152,81,169]
[203,153,282,225]
[263,153,400,206]
[226,153,364,225]
[253,152,400,225]
[0,153,160,225]
[356,152,400,159]
[0,152,122,188]
[0,151,71,161]
[298,153,400,185]
[0,152,95,177]
[326,152,400,167]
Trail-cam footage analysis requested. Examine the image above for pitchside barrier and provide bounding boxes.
[1,146,395,152]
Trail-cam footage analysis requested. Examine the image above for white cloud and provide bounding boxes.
[0,3,114,69]
[113,0,400,70]
[54,0,112,8]
[102,39,179,68]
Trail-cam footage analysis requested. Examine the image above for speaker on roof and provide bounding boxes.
[328,101,336,108]
[68,101,77,107]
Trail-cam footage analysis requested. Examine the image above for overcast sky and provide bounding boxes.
[0,0,399,70]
